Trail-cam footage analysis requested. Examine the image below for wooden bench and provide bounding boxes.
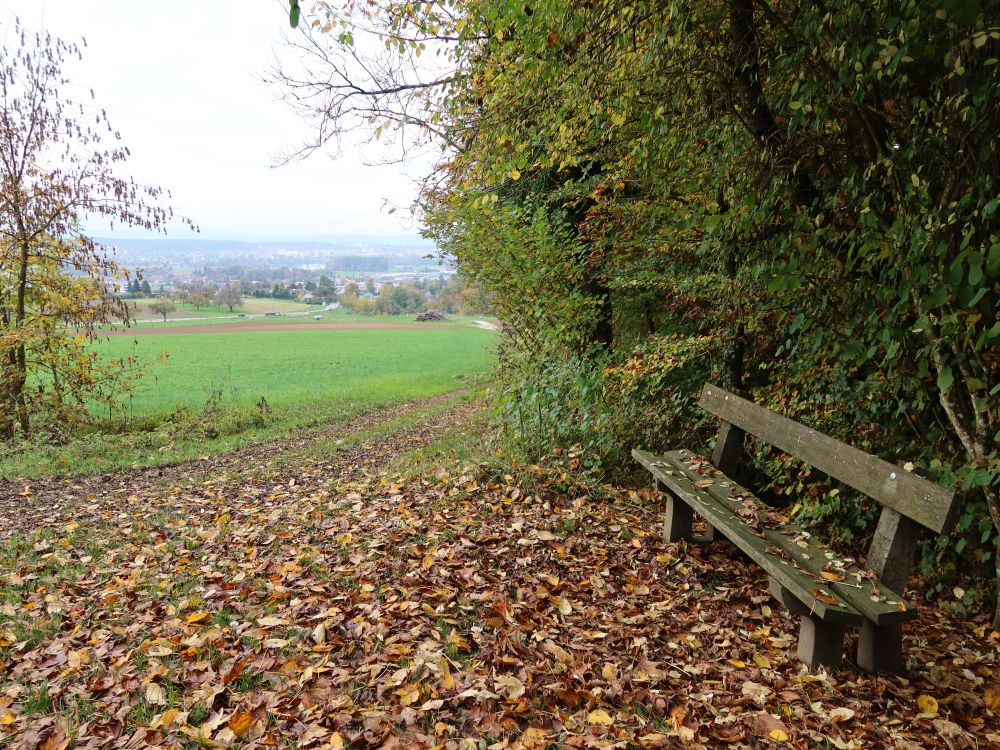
[634,383,959,672]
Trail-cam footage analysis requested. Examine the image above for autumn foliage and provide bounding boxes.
[275,1,1000,620]
[0,20,187,440]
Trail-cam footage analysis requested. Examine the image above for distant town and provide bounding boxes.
[96,235,477,316]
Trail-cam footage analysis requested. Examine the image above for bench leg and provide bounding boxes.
[767,579,844,668]
[658,482,693,543]
[857,621,904,673]
[768,578,809,616]
[797,614,845,669]
[693,523,717,544]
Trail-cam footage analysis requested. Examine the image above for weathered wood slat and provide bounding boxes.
[633,449,864,626]
[664,450,917,626]
[698,384,957,534]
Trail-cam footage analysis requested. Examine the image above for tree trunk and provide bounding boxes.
[13,239,30,436]
[994,566,1000,631]
[729,0,818,206]
[985,486,1000,630]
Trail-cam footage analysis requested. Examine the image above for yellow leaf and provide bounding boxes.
[185,611,210,625]
[768,728,789,741]
[396,684,422,706]
[0,710,16,726]
[228,710,254,737]
[728,659,746,668]
[985,688,1000,713]
[917,694,939,715]
[508,169,521,181]
[587,709,614,725]
[753,653,772,669]
[151,708,180,730]
[329,732,345,750]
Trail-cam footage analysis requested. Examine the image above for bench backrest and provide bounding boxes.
[699,384,958,534]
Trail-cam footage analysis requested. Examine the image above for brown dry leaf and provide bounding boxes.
[38,731,69,750]
[828,706,855,723]
[812,589,840,606]
[550,595,572,616]
[932,719,975,748]
[742,681,773,706]
[496,674,526,699]
[711,724,744,743]
[257,616,288,627]
[145,682,167,706]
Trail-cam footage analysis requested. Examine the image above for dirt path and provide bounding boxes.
[0,391,478,535]
[104,321,469,336]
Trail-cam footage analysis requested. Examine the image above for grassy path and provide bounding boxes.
[0,391,479,529]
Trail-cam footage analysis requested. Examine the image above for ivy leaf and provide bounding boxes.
[937,366,954,392]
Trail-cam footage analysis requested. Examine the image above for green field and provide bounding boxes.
[2,325,496,479]
[106,327,494,415]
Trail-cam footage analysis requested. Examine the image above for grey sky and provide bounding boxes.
[0,1,426,239]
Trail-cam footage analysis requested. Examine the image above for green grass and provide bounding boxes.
[106,327,493,415]
[2,327,495,479]
[386,407,493,478]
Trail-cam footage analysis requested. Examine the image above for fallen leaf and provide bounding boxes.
[587,708,614,725]
[742,681,773,706]
[228,710,254,737]
[145,682,167,706]
[916,694,939,716]
[828,706,855,723]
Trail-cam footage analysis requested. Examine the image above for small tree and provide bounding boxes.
[148,299,176,322]
[0,20,192,438]
[189,292,210,310]
[215,282,244,312]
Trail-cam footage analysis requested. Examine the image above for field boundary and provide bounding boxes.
[103,321,470,336]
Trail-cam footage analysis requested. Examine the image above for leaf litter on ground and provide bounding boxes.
[0,400,998,749]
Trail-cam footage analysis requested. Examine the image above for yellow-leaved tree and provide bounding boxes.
[0,20,192,440]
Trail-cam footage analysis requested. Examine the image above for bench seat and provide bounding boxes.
[633,384,957,672]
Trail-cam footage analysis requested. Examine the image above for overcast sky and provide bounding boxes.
[0,1,428,240]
